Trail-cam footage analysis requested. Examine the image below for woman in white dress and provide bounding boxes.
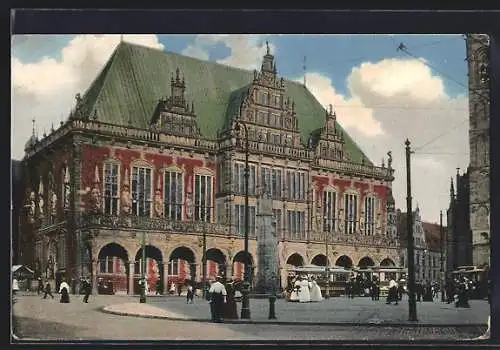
[289,278,300,302]
[310,278,323,302]
[298,276,311,303]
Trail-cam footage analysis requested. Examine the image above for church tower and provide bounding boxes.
[466,34,491,268]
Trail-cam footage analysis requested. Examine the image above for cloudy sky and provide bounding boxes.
[11,34,470,223]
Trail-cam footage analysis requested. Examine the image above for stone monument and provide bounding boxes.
[255,186,279,295]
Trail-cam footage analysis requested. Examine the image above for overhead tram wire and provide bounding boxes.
[412,118,469,153]
[395,42,490,101]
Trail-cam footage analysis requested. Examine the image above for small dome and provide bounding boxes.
[24,134,38,152]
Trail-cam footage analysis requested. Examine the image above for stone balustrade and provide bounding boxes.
[313,158,393,179]
[308,230,399,248]
[84,214,230,236]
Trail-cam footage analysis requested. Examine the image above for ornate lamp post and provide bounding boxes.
[440,210,446,302]
[405,139,417,321]
[133,198,146,304]
[234,120,251,319]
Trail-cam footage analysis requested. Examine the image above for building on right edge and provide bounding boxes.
[466,34,491,268]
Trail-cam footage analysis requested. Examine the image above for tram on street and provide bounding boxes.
[285,264,353,298]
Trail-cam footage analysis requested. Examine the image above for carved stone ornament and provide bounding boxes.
[50,189,57,219]
[38,177,45,218]
[121,169,132,216]
[90,165,102,213]
[154,189,163,218]
[185,192,194,220]
[27,191,36,223]
[64,166,71,210]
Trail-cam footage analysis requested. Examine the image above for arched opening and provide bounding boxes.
[232,251,254,282]
[134,245,163,295]
[335,255,353,269]
[358,256,375,268]
[380,258,395,267]
[286,253,305,267]
[311,254,327,266]
[97,243,129,295]
[205,248,227,280]
[357,256,375,281]
[168,246,196,288]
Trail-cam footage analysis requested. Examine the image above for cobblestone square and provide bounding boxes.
[12,293,488,341]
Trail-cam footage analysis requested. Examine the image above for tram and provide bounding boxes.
[285,264,353,298]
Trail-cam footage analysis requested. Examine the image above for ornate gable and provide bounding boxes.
[150,68,200,138]
[313,105,347,161]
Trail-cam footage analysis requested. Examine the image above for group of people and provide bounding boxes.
[288,275,323,303]
[207,276,238,323]
[37,276,92,304]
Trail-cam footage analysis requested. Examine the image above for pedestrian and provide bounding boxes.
[156,281,163,295]
[43,282,54,299]
[37,277,43,295]
[416,281,422,302]
[208,276,227,323]
[59,278,70,303]
[186,284,194,304]
[82,278,92,303]
[222,280,238,319]
[169,282,176,295]
[386,279,399,305]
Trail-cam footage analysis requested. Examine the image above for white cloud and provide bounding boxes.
[182,34,275,70]
[11,34,164,160]
[300,57,468,223]
[295,72,383,137]
[181,44,209,61]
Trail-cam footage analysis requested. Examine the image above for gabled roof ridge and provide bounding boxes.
[123,41,317,90]
[75,43,122,120]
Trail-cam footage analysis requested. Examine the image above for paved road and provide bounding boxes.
[149,295,490,325]
[12,294,487,341]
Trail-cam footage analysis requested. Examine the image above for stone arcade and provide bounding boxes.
[18,41,400,294]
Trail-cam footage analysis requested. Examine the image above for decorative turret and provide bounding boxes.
[24,118,38,152]
[150,67,200,138]
[261,41,275,74]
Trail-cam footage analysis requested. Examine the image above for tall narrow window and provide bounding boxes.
[285,171,307,200]
[272,209,282,236]
[104,163,120,215]
[364,196,376,235]
[168,259,179,275]
[323,191,336,232]
[344,193,358,234]
[233,205,256,236]
[287,210,306,240]
[195,174,213,222]
[233,163,256,195]
[131,166,152,217]
[260,92,268,105]
[261,167,282,199]
[164,170,184,220]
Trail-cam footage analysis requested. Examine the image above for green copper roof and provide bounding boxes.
[80,42,371,165]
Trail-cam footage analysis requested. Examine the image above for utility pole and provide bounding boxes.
[405,139,417,321]
[440,210,446,302]
[324,218,330,299]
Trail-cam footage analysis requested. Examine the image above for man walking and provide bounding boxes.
[37,277,43,295]
[82,278,92,303]
[43,281,54,299]
[208,276,227,323]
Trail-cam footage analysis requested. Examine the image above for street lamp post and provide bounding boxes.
[134,199,146,304]
[405,139,418,321]
[440,210,446,302]
[202,228,207,300]
[324,215,331,299]
[234,120,251,319]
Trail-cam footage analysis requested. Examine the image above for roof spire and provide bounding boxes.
[32,118,36,137]
[120,34,124,43]
[266,40,270,55]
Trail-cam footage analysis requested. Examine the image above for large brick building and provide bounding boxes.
[18,41,399,294]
